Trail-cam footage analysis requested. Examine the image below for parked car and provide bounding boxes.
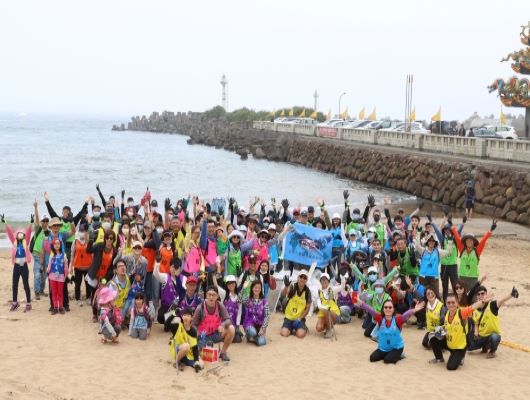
[395,122,430,134]
[346,120,372,129]
[364,120,394,130]
[484,125,518,140]
[470,128,501,139]
[274,117,296,123]
[317,118,344,127]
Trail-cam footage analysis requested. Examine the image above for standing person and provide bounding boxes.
[154,258,185,326]
[31,200,49,299]
[2,214,33,312]
[468,285,519,358]
[280,268,312,338]
[429,293,484,370]
[464,179,475,221]
[414,233,453,297]
[242,280,270,346]
[47,238,69,315]
[141,221,161,307]
[357,298,425,364]
[86,230,118,286]
[439,220,464,301]
[70,227,93,306]
[192,286,235,362]
[451,220,495,289]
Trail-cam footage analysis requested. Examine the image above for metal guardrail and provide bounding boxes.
[252,121,530,162]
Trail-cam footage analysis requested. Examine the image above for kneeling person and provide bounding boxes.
[316,273,340,338]
[281,269,312,338]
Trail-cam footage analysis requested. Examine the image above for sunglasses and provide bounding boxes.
[476,291,486,296]
[105,237,114,240]
[455,286,463,290]
[368,272,377,276]
[383,306,393,309]
[133,246,142,250]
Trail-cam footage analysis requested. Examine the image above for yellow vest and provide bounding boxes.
[113,277,130,309]
[95,222,120,245]
[445,309,468,350]
[173,230,186,258]
[170,323,197,361]
[318,288,340,318]
[426,300,443,333]
[285,288,307,320]
[473,302,501,337]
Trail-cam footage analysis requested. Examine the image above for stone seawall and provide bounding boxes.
[123,112,530,226]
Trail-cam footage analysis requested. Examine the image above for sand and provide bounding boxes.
[1,217,530,400]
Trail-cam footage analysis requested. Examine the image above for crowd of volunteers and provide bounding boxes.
[1,186,519,371]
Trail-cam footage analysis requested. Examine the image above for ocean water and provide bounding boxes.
[0,113,413,228]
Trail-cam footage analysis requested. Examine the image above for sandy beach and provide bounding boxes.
[1,217,530,400]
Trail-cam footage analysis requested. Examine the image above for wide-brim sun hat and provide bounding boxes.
[320,272,330,281]
[353,250,367,260]
[228,230,244,241]
[258,229,270,239]
[461,233,479,247]
[268,223,277,231]
[98,287,117,305]
[49,217,63,227]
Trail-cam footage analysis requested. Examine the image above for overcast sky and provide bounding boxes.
[1,1,529,120]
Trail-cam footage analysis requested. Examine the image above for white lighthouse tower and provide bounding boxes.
[220,74,228,111]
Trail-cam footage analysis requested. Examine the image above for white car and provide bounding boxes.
[318,119,345,127]
[484,125,518,140]
[274,117,296,124]
[346,120,372,129]
[292,118,318,126]
[395,122,430,134]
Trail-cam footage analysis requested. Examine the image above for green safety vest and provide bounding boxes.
[370,292,391,313]
[397,248,418,276]
[226,248,242,277]
[347,221,362,233]
[374,223,385,245]
[32,229,46,254]
[459,248,479,278]
[441,238,458,266]
[60,221,75,243]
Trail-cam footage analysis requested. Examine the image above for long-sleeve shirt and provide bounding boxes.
[451,227,492,256]
[242,296,271,331]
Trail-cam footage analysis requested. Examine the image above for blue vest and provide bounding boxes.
[378,316,404,352]
[420,248,440,278]
[16,243,26,258]
[331,227,343,248]
[50,254,65,275]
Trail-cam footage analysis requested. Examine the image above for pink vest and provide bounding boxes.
[198,302,222,335]
[203,237,217,266]
[185,246,201,274]
[7,225,32,265]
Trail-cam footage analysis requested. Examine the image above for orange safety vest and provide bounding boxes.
[97,249,113,279]
[159,246,174,274]
[73,240,93,270]
[142,247,156,273]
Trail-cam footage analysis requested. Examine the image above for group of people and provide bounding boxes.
[2,186,519,371]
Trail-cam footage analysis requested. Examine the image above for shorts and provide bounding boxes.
[198,332,223,349]
[180,357,195,367]
[466,200,474,209]
[282,318,307,332]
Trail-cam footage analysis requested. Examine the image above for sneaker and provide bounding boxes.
[486,351,496,359]
[59,308,66,315]
[35,293,41,300]
[48,306,54,312]
[65,305,70,312]
[51,308,58,315]
[219,352,230,362]
[42,291,49,297]
[429,358,444,364]
[10,301,20,312]
[24,303,32,313]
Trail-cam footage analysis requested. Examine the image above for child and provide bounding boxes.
[122,272,144,322]
[47,238,69,315]
[1,215,33,312]
[98,286,121,343]
[169,307,202,372]
[129,292,152,340]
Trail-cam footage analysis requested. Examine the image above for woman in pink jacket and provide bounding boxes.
[1,214,33,312]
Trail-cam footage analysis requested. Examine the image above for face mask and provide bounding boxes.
[352,213,360,220]
[77,233,86,242]
[122,228,129,236]
[44,230,50,235]
[127,211,134,218]
[137,224,144,233]
[374,215,380,222]
[93,211,101,218]
[156,227,164,235]
[152,207,158,213]
[368,274,377,282]
[375,287,384,294]
[128,202,134,207]
[102,222,111,230]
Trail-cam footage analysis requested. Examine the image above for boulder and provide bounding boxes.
[500,200,512,218]
[506,210,518,222]
[505,186,516,200]
[474,181,484,201]
[254,147,266,159]
[516,213,529,225]
[482,204,496,217]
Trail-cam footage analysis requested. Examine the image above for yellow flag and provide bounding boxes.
[409,107,416,121]
[326,109,332,120]
[310,110,318,119]
[299,108,306,117]
[500,109,506,125]
[367,107,377,121]
[270,110,276,117]
[280,109,285,117]
[431,107,441,122]
[288,108,294,117]
[340,107,349,119]
[358,107,365,120]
